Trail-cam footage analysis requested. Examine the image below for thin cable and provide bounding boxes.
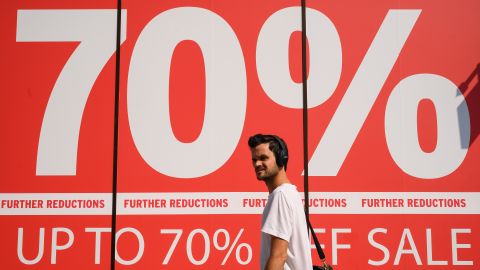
[301,0,309,223]
[110,1,122,269]
[301,2,327,262]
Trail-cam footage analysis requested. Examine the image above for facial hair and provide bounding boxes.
[256,165,280,182]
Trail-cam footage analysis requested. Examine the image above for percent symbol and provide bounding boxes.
[213,228,252,265]
[304,10,470,179]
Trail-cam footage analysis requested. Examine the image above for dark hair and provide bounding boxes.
[248,134,288,171]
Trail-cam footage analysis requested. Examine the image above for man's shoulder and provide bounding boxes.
[272,183,297,196]
[269,184,299,207]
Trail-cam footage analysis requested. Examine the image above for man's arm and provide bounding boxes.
[264,235,288,270]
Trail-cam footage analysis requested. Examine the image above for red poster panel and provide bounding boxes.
[0,0,118,269]
[1,0,479,269]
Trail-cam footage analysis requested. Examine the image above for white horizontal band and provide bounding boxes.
[0,192,479,215]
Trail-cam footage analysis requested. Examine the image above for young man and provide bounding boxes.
[248,134,312,270]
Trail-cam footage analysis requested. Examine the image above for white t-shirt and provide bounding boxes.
[260,183,312,270]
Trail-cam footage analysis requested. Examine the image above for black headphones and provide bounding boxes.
[272,135,288,170]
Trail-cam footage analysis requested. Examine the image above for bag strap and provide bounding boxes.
[301,0,326,263]
[307,217,326,261]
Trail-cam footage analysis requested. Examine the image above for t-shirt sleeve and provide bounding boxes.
[261,191,293,242]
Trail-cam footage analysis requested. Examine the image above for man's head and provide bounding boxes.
[248,134,289,180]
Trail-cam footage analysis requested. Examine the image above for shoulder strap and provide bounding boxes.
[307,216,326,261]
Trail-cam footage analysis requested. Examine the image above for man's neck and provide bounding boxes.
[266,171,290,193]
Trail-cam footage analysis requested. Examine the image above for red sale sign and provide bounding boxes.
[1,0,479,269]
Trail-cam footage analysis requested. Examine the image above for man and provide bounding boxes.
[248,134,312,270]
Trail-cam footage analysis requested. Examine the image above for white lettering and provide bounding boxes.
[332,228,351,264]
[368,228,390,266]
[85,227,111,264]
[256,7,341,108]
[128,7,246,178]
[51,227,74,264]
[385,74,470,178]
[451,228,473,265]
[115,227,144,265]
[17,228,45,265]
[426,228,447,265]
[393,228,422,265]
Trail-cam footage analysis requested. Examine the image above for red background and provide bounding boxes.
[1,0,479,269]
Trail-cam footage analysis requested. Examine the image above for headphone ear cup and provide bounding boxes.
[273,136,288,168]
[275,152,284,167]
[281,150,288,167]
